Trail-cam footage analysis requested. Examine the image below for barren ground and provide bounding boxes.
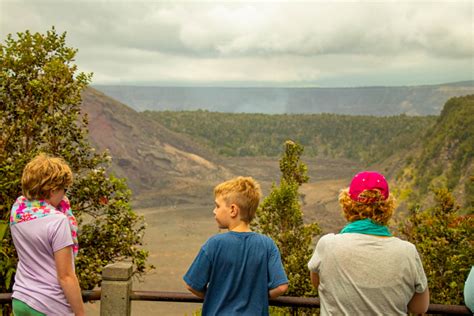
[85,157,362,315]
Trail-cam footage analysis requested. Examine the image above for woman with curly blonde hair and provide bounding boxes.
[9,153,85,316]
[308,171,429,315]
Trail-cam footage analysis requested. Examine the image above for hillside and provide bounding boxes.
[93,81,474,116]
[81,88,473,213]
[144,111,436,164]
[80,90,472,316]
[81,88,233,207]
[397,95,474,210]
[141,98,472,210]
[80,87,364,217]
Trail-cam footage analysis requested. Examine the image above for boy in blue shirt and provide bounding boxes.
[184,176,288,315]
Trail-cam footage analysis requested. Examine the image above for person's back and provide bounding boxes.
[11,209,75,315]
[9,154,84,316]
[310,233,426,315]
[185,231,287,315]
[184,176,288,315]
[308,171,429,316]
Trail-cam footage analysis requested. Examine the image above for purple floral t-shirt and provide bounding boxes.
[11,214,75,315]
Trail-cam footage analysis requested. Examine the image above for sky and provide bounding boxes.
[0,0,473,87]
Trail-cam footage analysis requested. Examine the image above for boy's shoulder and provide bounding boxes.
[205,231,275,246]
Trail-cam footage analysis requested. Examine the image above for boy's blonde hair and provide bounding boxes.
[22,153,73,200]
[214,176,262,223]
[339,188,396,225]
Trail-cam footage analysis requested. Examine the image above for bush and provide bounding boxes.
[0,28,152,296]
[399,188,473,305]
[253,141,321,302]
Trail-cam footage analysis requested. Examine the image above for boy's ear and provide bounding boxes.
[230,203,239,217]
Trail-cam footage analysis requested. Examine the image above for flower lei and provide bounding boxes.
[10,196,79,256]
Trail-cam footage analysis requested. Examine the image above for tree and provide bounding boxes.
[253,140,321,301]
[0,28,151,299]
[399,188,473,305]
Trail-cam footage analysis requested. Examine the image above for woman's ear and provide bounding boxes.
[47,189,55,198]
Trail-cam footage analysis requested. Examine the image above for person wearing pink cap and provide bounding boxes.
[308,171,429,315]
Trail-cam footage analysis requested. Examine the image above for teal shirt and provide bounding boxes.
[340,218,391,237]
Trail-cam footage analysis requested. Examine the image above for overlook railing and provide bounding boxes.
[0,262,471,315]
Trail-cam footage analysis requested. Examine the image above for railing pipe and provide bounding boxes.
[82,290,102,302]
[129,291,322,307]
[427,304,472,315]
[1,260,472,316]
[0,291,471,315]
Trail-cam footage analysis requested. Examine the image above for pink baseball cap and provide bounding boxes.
[349,171,389,202]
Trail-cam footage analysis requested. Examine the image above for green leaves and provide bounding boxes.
[253,141,321,301]
[146,110,436,163]
[0,221,7,240]
[404,95,474,210]
[0,221,16,294]
[280,141,309,186]
[399,188,473,305]
[0,28,151,293]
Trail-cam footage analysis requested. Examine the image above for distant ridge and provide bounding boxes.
[81,87,473,208]
[93,81,474,116]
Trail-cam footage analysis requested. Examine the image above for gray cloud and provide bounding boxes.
[1,0,472,86]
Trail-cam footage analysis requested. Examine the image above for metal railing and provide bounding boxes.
[0,290,471,315]
[1,262,471,316]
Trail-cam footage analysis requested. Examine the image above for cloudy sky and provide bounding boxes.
[1,0,472,87]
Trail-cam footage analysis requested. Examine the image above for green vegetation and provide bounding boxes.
[145,110,435,163]
[398,95,474,211]
[253,141,321,302]
[147,96,473,211]
[0,28,151,302]
[148,97,473,308]
[399,188,473,305]
[1,26,472,314]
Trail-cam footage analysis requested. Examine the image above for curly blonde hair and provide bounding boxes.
[339,188,396,225]
[214,176,262,223]
[22,153,73,200]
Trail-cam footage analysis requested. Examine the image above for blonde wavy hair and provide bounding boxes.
[22,153,73,200]
[338,188,396,225]
[214,176,262,223]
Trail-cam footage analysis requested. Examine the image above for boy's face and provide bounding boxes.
[213,195,233,229]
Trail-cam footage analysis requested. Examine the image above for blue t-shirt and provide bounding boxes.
[183,231,288,316]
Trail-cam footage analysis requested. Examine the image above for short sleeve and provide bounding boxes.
[464,266,474,311]
[48,215,74,253]
[412,246,428,293]
[267,240,288,289]
[308,234,331,272]
[183,247,212,292]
